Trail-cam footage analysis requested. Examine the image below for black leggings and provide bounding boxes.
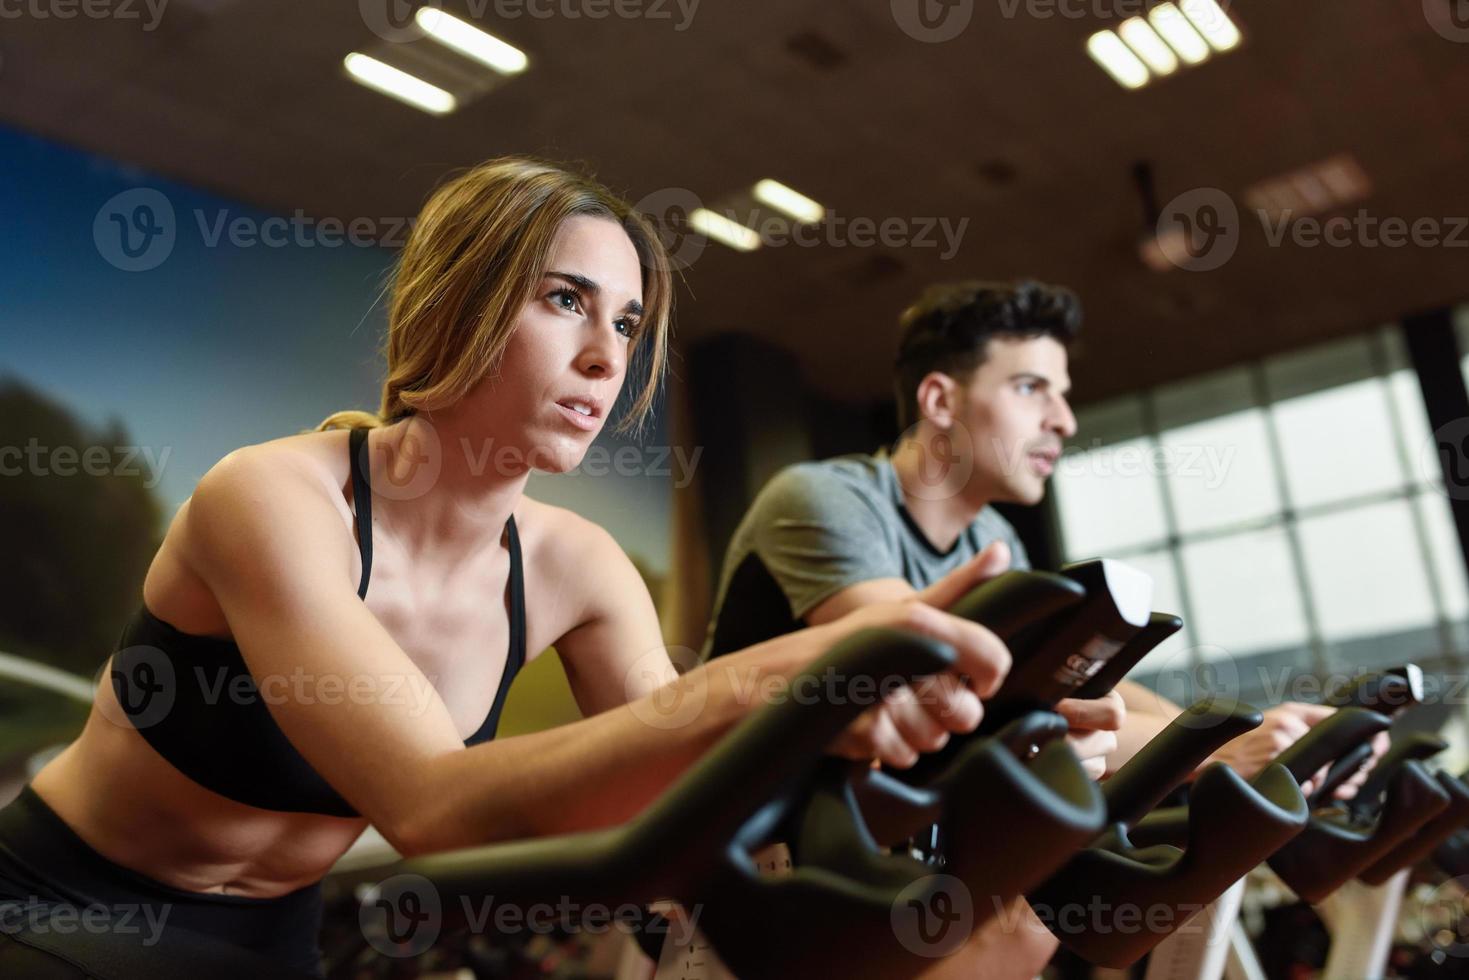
[0,784,324,978]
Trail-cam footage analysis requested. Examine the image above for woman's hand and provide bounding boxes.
[1056,691,1126,781]
[820,598,1012,769]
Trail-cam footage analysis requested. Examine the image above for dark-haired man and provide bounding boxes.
[702,280,1126,775]
[694,279,1379,975]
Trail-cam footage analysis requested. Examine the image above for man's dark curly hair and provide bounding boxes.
[893,279,1081,431]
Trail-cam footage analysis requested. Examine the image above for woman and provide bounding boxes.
[0,158,1010,975]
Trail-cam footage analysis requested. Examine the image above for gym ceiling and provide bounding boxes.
[2,0,1465,405]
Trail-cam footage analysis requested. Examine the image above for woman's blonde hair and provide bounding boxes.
[317,157,673,435]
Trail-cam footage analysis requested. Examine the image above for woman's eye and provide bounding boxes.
[615,318,639,339]
[549,288,581,313]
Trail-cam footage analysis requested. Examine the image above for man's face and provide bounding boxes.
[950,335,1077,505]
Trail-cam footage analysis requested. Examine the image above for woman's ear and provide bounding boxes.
[914,372,959,429]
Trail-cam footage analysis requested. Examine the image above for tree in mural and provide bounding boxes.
[0,377,162,677]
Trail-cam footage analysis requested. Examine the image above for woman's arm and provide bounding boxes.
[183,449,1008,856]
[535,512,678,715]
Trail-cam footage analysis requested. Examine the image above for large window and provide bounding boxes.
[1052,321,1469,700]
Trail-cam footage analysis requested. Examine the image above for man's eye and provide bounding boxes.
[1017,381,1038,395]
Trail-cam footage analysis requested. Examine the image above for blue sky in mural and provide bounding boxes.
[0,123,671,571]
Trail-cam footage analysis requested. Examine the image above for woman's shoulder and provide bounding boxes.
[514,495,625,570]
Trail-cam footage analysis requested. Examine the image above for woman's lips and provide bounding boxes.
[555,402,600,432]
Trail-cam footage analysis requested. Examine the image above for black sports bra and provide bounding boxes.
[110,427,527,818]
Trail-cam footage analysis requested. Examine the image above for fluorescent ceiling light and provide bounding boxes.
[343,53,456,115]
[1180,0,1242,52]
[416,7,529,75]
[1118,17,1179,75]
[690,209,761,251]
[1148,3,1211,64]
[754,179,826,224]
[1087,30,1150,89]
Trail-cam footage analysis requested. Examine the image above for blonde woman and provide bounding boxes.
[0,158,1010,975]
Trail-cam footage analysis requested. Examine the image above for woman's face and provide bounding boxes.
[463,214,646,475]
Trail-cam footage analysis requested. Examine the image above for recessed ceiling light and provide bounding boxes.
[753,179,826,224]
[690,209,761,252]
[415,8,529,76]
[343,53,456,115]
[1179,0,1242,52]
[1118,17,1179,75]
[1087,30,1150,89]
[1148,3,1211,64]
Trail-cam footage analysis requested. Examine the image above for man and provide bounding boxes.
[703,280,1125,777]
[696,279,1376,976]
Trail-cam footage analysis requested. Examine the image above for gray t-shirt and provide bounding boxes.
[702,449,1030,661]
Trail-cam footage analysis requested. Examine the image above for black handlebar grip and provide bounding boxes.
[1072,612,1184,701]
[1359,769,1469,885]
[1101,697,1263,829]
[1271,707,1392,785]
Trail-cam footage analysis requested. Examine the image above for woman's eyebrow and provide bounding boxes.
[547,270,644,317]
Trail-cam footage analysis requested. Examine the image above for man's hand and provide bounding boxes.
[1206,702,1390,799]
[915,540,1014,611]
[1056,692,1126,780]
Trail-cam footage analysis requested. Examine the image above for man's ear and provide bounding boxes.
[915,372,959,429]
